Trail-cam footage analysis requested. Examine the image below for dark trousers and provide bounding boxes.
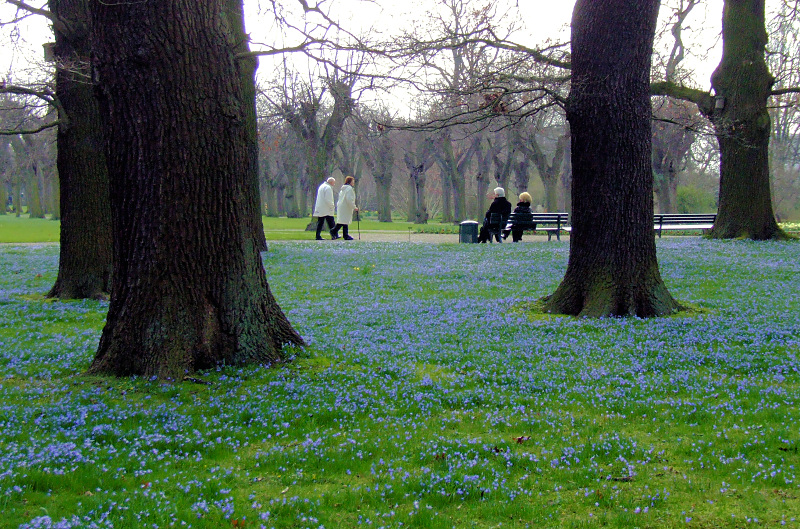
[477,225,501,243]
[331,223,350,238]
[315,215,335,238]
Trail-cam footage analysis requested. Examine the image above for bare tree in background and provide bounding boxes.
[401,131,435,223]
[767,1,800,219]
[265,62,356,217]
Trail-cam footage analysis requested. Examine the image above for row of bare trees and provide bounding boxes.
[256,84,573,224]
[0,93,57,218]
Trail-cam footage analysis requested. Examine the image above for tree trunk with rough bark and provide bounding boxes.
[223,0,267,252]
[708,0,783,239]
[89,0,303,379]
[543,0,680,318]
[47,0,112,300]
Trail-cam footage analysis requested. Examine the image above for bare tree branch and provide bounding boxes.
[0,120,59,135]
[4,0,70,37]
[771,86,800,96]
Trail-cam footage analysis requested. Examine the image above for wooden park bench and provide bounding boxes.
[653,213,716,237]
[504,212,571,241]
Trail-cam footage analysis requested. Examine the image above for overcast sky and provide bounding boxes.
[1,0,727,90]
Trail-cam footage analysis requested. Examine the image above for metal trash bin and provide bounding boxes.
[459,220,479,243]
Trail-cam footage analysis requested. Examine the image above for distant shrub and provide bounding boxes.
[677,185,716,213]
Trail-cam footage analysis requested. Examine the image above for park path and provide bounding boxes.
[317,230,558,243]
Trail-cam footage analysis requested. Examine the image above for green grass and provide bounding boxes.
[3,214,796,244]
[0,214,459,243]
[1,237,799,529]
[0,214,60,243]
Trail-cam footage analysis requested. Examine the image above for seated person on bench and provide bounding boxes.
[503,191,533,242]
[477,187,512,243]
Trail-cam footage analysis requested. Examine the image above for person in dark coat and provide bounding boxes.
[477,187,512,243]
[503,191,533,242]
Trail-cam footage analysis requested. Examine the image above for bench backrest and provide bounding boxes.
[654,213,716,225]
[508,212,569,224]
[487,212,507,228]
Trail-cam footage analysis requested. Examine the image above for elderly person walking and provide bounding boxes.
[331,176,358,240]
[313,177,336,240]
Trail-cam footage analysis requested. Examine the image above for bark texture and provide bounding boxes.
[708,0,784,239]
[543,0,680,318]
[223,0,267,252]
[47,0,112,300]
[89,0,303,379]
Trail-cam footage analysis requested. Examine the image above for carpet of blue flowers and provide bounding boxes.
[1,240,798,529]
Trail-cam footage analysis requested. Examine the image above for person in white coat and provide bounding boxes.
[331,176,358,240]
[313,177,336,240]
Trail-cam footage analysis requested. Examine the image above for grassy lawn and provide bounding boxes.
[0,214,459,243]
[0,215,60,243]
[1,238,799,528]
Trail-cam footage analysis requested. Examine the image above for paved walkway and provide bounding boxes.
[316,230,561,243]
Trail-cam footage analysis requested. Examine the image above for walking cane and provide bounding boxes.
[356,209,361,240]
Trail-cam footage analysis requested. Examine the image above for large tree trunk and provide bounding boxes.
[543,0,680,318]
[708,0,784,239]
[47,0,112,299]
[89,0,303,379]
[223,0,267,252]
